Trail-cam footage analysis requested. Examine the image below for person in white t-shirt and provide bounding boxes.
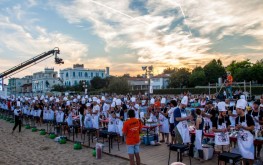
[168,100,177,145]
[92,99,100,139]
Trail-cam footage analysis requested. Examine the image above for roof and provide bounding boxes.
[127,77,148,81]
[152,74,170,78]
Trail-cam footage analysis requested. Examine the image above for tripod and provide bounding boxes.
[216,80,227,99]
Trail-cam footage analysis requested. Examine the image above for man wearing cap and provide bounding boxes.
[212,102,231,164]
[235,99,255,165]
[174,96,192,144]
[12,105,23,134]
[247,100,263,157]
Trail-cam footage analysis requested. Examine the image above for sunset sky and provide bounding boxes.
[0,0,262,80]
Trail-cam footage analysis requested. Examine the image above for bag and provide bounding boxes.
[202,145,213,160]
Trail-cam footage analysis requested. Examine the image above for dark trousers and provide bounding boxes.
[13,116,22,132]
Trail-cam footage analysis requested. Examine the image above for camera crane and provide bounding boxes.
[0,47,63,89]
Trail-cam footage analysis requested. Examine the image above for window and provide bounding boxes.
[69,81,71,86]
[74,80,77,85]
[91,72,93,77]
[153,86,160,89]
[73,72,75,77]
[66,72,69,77]
[79,72,82,77]
[96,73,99,77]
[85,72,88,77]
[101,73,104,77]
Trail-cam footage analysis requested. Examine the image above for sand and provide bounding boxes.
[0,120,129,165]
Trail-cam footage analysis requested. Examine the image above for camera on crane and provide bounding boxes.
[55,57,64,64]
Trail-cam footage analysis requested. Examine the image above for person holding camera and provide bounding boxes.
[12,105,23,133]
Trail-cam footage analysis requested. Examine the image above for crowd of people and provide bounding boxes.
[0,92,263,165]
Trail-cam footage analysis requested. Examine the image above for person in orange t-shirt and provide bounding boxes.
[123,110,142,165]
[226,72,233,98]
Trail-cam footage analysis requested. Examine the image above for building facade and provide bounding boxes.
[32,68,61,93]
[127,78,149,91]
[7,78,20,96]
[7,75,33,96]
[59,64,108,86]
[150,74,170,89]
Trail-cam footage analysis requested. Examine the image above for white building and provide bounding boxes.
[150,74,170,89]
[127,77,149,91]
[59,64,109,86]
[32,68,61,93]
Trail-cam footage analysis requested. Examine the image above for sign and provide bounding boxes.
[149,85,153,94]
[0,78,3,91]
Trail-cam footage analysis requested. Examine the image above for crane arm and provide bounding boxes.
[0,47,63,79]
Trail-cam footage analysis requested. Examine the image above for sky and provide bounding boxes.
[0,0,262,81]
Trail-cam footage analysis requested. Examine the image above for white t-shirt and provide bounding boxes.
[168,107,176,124]
[92,105,100,117]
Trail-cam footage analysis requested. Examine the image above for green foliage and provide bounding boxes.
[163,67,177,74]
[249,61,263,84]
[52,84,65,92]
[226,59,263,83]
[203,59,226,83]
[107,77,129,94]
[90,76,106,90]
[168,68,190,88]
[189,68,206,87]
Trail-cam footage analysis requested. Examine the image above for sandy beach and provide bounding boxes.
[0,120,129,165]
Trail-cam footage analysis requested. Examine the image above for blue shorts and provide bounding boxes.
[127,143,140,154]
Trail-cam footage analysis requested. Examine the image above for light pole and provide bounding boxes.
[142,65,153,100]
[82,81,87,95]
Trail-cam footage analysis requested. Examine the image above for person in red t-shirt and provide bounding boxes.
[123,110,142,165]
[226,72,233,99]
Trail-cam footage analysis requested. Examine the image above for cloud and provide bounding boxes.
[52,0,262,75]
[1,0,262,78]
[0,6,89,78]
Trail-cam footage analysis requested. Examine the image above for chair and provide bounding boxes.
[218,152,242,165]
[83,127,97,147]
[168,144,191,165]
[107,132,119,153]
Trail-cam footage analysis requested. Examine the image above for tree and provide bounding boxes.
[168,68,191,88]
[52,84,65,92]
[108,77,129,94]
[163,67,177,74]
[203,59,226,83]
[189,67,207,87]
[122,74,130,78]
[90,77,106,89]
[249,60,263,84]
[136,74,143,78]
[226,59,252,82]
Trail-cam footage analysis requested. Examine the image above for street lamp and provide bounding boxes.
[82,81,87,94]
[142,65,153,101]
